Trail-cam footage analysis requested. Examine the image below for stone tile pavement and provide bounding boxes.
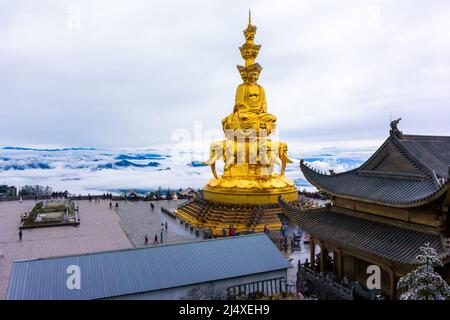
[0,198,309,299]
[0,199,133,299]
[114,200,198,247]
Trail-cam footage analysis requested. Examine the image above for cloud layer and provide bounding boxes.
[0,146,374,195]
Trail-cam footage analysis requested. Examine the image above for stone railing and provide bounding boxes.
[297,264,353,300]
[161,206,176,219]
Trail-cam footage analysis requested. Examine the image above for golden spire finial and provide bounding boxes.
[241,10,260,67]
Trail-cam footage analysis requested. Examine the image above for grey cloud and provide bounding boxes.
[0,0,449,149]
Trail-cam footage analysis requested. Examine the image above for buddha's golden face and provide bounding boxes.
[239,71,248,83]
[248,71,259,84]
[245,31,255,42]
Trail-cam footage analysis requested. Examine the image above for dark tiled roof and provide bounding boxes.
[398,135,450,179]
[301,133,450,207]
[282,204,449,265]
[301,162,445,206]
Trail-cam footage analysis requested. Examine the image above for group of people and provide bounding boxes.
[144,221,168,245]
[211,225,239,238]
[279,225,304,250]
[109,202,119,209]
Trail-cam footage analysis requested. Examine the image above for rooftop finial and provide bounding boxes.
[249,9,252,25]
[390,117,403,138]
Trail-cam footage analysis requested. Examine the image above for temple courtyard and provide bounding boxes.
[0,199,308,299]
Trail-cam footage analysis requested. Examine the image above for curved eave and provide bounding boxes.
[300,161,449,208]
[281,204,450,265]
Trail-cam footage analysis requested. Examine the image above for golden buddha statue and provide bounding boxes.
[222,63,277,134]
[203,11,298,205]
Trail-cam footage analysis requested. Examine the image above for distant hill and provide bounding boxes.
[1,147,97,152]
[97,160,161,170]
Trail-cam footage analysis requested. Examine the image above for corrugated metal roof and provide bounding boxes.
[6,233,290,300]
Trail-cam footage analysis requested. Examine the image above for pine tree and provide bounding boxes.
[397,242,450,300]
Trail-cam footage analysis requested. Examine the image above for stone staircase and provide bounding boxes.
[176,197,282,232]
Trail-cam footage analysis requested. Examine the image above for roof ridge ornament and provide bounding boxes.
[390,117,403,138]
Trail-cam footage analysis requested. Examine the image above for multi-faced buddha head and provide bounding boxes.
[243,24,257,42]
[246,63,262,84]
[237,65,248,83]
[239,43,261,65]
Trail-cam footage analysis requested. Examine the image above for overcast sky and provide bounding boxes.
[1,0,449,150]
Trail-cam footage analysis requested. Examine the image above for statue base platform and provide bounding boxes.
[203,185,298,205]
[175,196,293,233]
[203,175,298,205]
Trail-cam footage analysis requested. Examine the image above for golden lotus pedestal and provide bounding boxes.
[203,178,298,205]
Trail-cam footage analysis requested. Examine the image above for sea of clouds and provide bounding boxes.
[0,145,376,195]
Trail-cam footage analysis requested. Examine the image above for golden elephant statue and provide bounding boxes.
[204,139,293,179]
[203,140,234,179]
[259,140,293,176]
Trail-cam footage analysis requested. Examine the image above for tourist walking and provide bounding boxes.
[154,234,158,244]
[160,231,163,243]
[109,202,112,209]
[144,235,148,245]
[165,221,168,231]
[18,229,22,241]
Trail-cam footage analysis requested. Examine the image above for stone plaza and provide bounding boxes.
[0,198,308,299]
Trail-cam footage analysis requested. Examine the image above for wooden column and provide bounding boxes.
[337,250,344,279]
[390,267,397,300]
[320,240,326,273]
[332,251,338,274]
[310,237,315,268]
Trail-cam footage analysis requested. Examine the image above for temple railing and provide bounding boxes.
[226,277,288,299]
[297,264,353,300]
[161,206,177,219]
[176,199,191,208]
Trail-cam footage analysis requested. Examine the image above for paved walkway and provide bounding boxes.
[114,200,197,247]
[0,199,133,299]
[267,214,315,292]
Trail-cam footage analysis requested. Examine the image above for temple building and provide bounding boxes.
[282,120,450,299]
[176,13,298,233]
